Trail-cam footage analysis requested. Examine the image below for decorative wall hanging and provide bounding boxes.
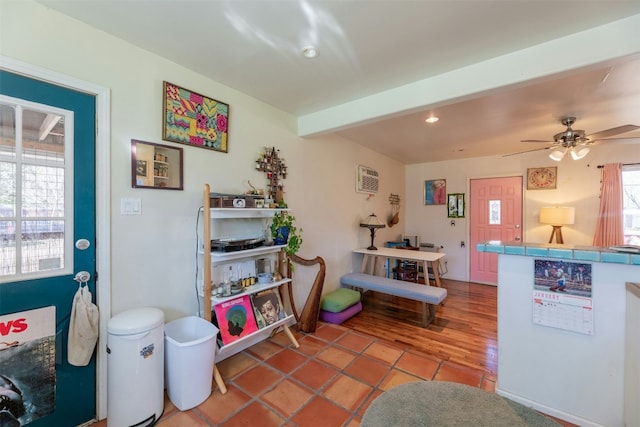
[448,193,465,218]
[388,193,400,227]
[527,167,557,190]
[424,179,446,205]
[255,146,287,202]
[162,81,229,153]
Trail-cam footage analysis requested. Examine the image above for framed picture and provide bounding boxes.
[424,179,446,205]
[448,193,465,218]
[131,139,184,190]
[162,81,229,153]
[527,167,557,190]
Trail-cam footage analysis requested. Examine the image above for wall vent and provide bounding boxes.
[356,165,379,194]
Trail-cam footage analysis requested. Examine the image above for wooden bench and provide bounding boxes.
[340,273,447,327]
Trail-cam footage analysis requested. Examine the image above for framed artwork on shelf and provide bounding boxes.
[527,167,557,190]
[424,179,446,205]
[162,81,229,153]
[448,193,465,218]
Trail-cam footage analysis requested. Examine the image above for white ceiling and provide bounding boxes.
[36,0,640,164]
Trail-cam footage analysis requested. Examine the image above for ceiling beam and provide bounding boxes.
[298,14,640,137]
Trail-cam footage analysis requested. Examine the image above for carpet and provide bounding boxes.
[361,381,561,427]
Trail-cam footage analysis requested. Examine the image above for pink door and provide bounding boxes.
[469,176,523,284]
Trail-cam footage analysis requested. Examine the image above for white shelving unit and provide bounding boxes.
[200,184,299,394]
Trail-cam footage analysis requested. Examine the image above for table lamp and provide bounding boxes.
[360,213,385,250]
[539,206,575,244]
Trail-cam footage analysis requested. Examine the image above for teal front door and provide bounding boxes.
[0,70,97,426]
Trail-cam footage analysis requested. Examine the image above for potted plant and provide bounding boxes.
[270,203,302,257]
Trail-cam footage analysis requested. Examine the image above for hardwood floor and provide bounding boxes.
[341,278,498,376]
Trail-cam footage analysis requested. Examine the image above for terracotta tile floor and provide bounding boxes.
[95,322,574,427]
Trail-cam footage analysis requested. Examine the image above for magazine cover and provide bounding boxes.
[251,289,286,329]
[0,306,56,426]
[214,296,258,345]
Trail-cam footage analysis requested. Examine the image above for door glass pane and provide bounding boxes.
[489,200,501,225]
[0,98,70,281]
[22,109,65,163]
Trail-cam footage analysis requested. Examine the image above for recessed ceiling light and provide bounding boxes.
[425,116,439,124]
[302,46,319,59]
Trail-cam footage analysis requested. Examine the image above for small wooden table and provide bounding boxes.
[353,247,446,287]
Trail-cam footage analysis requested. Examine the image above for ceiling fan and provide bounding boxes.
[512,117,640,161]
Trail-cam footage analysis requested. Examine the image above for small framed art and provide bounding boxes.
[527,167,557,190]
[448,193,465,218]
[424,179,446,205]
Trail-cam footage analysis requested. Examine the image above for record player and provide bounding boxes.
[210,236,265,252]
[210,192,264,208]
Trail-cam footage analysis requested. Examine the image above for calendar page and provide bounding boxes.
[532,259,593,335]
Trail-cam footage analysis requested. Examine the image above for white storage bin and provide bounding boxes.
[164,316,219,410]
[107,307,165,427]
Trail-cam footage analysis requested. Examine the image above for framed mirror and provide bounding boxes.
[131,139,183,190]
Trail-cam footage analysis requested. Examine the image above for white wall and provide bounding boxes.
[1,0,405,320]
[406,144,640,281]
[497,254,635,427]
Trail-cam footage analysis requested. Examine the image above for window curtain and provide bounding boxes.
[593,163,623,246]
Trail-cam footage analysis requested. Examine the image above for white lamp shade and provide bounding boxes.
[360,213,385,228]
[570,147,590,160]
[549,149,566,161]
[539,206,575,225]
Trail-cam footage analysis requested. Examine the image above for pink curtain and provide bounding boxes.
[593,163,624,247]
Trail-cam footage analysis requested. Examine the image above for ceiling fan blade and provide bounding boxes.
[588,136,640,144]
[586,124,640,140]
[503,146,555,157]
[520,139,554,143]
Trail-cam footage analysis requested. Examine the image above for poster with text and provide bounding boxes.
[0,306,56,425]
[532,259,593,335]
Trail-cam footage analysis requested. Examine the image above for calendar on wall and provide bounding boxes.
[532,259,593,335]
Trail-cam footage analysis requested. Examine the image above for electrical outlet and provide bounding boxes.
[460,241,465,248]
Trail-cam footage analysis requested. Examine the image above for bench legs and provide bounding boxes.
[421,302,436,327]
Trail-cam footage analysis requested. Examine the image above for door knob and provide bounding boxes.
[74,271,91,283]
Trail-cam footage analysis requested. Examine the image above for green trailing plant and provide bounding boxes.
[270,209,303,257]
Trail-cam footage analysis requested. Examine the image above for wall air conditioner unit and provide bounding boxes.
[356,165,379,194]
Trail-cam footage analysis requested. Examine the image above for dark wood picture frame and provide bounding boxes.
[131,139,184,190]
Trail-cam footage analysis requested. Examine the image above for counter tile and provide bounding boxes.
[601,252,631,264]
[525,247,548,257]
[548,248,573,259]
[573,250,601,262]
[504,245,526,255]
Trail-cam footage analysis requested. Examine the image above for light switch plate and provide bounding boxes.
[121,197,141,215]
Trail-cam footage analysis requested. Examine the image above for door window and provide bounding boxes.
[0,96,73,281]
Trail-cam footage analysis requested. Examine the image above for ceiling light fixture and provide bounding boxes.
[425,116,439,124]
[549,146,591,162]
[302,46,318,59]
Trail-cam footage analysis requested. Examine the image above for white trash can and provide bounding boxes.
[107,307,165,427]
[164,316,219,411]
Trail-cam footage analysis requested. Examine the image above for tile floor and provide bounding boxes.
[95,321,574,426]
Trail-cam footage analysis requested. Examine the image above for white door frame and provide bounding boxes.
[0,55,111,421]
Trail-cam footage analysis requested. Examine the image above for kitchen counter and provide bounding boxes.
[476,240,640,265]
